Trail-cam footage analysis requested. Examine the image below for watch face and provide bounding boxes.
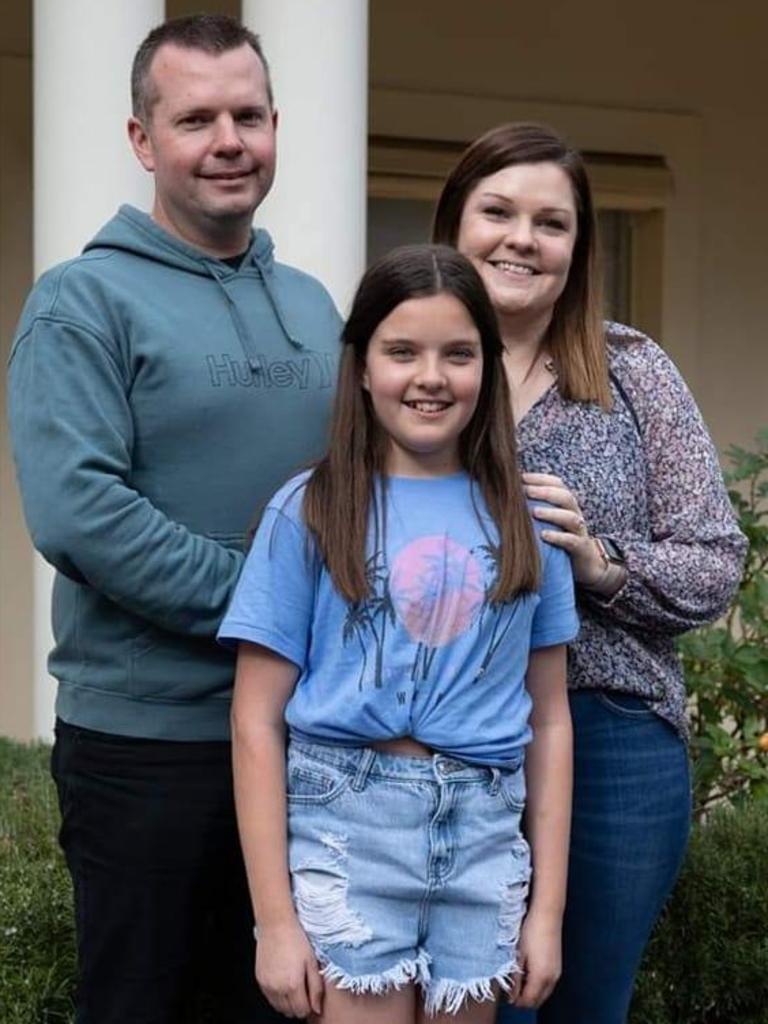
[600,536,625,564]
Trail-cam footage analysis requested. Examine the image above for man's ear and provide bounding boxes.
[271,107,279,133]
[128,117,155,172]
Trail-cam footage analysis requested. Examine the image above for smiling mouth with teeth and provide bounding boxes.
[404,400,452,413]
[490,260,538,276]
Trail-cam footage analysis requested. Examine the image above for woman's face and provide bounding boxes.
[456,161,578,331]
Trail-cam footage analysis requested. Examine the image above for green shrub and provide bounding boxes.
[631,801,768,1024]
[680,429,768,814]
[0,738,75,1023]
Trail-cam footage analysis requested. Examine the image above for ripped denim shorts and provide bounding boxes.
[285,739,531,1017]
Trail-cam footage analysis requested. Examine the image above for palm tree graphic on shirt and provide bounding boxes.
[342,536,500,691]
[342,551,396,690]
[472,543,519,682]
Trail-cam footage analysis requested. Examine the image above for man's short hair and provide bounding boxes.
[131,14,273,123]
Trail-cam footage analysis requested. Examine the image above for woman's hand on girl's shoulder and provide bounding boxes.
[508,906,562,1009]
[255,919,324,1019]
[523,472,622,593]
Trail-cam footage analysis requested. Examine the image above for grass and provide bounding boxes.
[0,739,75,1023]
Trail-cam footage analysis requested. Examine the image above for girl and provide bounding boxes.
[218,244,578,1023]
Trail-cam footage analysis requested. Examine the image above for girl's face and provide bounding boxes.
[363,292,483,478]
[456,161,578,331]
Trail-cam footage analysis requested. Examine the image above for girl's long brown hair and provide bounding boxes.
[303,244,540,604]
[432,122,611,409]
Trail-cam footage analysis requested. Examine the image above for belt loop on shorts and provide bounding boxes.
[488,767,501,795]
[351,747,376,792]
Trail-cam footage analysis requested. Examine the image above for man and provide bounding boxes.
[8,15,340,1023]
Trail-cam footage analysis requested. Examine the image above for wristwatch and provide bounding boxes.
[593,535,626,569]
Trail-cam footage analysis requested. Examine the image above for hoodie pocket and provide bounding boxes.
[129,626,235,702]
[128,530,243,702]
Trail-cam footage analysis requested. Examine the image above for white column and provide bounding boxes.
[241,0,368,315]
[32,0,162,737]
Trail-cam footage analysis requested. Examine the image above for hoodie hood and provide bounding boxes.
[84,204,275,275]
[84,205,304,360]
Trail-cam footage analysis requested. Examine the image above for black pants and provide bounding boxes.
[52,719,289,1024]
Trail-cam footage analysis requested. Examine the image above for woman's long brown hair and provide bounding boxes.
[432,122,611,409]
[303,244,540,604]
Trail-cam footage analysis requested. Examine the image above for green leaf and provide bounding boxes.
[738,759,768,781]
[734,644,764,667]
[704,723,737,757]
[744,663,768,690]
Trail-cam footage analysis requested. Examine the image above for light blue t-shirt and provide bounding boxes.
[219,471,578,767]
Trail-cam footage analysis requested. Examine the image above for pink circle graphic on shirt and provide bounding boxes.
[389,536,486,647]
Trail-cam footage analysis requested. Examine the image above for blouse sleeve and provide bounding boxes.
[583,338,746,636]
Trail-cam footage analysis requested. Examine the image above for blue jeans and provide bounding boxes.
[499,690,691,1024]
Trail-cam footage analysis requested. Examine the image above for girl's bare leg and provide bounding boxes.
[309,982,416,1024]
[416,987,500,1024]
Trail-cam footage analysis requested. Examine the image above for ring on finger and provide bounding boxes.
[575,515,588,535]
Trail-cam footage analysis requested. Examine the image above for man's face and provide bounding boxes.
[129,43,277,254]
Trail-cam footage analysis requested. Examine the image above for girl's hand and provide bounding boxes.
[508,908,562,1009]
[255,919,324,1019]
[522,472,612,590]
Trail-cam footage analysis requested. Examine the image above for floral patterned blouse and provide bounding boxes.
[517,323,747,739]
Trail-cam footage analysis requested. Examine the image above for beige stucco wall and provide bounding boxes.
[370,0,768,451]
[0,46,33,740]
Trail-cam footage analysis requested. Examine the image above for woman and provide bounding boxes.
[432,123,746,1024]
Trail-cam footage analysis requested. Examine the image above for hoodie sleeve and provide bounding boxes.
[8,313,243,637]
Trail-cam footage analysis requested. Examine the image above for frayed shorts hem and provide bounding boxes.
[318,947,430,995]
[317,949,521,1017]
[422,958,520,1016]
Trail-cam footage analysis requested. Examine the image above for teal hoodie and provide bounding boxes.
[8,205,341,739]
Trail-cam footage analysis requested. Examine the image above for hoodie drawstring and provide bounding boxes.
[255,264,306,354]
[86,209,304,374]
[207,261,305,373]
